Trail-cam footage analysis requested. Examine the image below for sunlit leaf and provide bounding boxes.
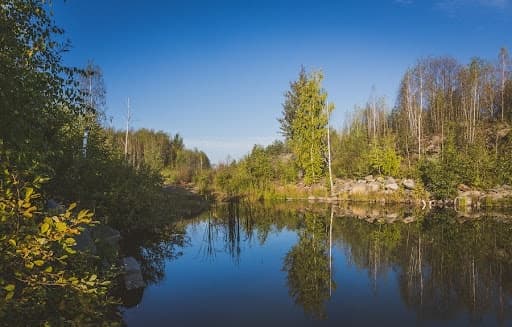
[40,223,50,233]
[34,260,45,266]
[55,221,66,232]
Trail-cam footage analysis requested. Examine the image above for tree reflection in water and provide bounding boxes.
[282,209,336,319]
[125,202,512,324]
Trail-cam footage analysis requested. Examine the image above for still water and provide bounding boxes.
[122,202,512,326]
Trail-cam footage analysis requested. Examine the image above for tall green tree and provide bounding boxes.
[279,66,308,141]
[281,69,332,184]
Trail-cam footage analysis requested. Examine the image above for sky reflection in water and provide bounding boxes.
[123,203,512,326]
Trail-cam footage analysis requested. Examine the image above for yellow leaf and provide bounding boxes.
[44,266,53,273]
[24,187,34,200]
[68,203,77,211]
[25,262,34,269]
[55,222,66,232]
[34,260,44,266]
[40,223,50,233]
[23,211,33,218]
[89,274,97,281]
[8,239,16,247]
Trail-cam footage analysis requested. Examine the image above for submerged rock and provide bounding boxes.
[122,257,146,290]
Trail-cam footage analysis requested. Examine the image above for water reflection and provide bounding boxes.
[123,202,512,325]
[282,210,335,319]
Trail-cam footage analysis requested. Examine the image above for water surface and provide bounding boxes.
[122,202,512,326]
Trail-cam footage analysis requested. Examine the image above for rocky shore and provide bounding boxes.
[281,175,512,209]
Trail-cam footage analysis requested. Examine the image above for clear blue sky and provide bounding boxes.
[52,0,511,163]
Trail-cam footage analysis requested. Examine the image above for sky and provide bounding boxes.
[52,0,512,163]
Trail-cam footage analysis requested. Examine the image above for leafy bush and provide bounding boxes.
[0,167,118,325]
[418,159,458,199]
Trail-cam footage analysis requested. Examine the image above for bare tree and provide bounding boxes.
[499,48,510,121]
[124,97,132,160]
[79,60,107,123]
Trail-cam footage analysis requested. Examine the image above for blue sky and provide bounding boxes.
[52,0,512,163]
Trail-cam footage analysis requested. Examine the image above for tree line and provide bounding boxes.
[212,50,512,199]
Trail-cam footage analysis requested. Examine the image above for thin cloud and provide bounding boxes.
[186,136,276,163]
[436,0,509,12]
[394,0,414,5]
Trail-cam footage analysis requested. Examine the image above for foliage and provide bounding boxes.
[367,135,401,176]
[279,66,308,140]
[281,69,332,185]
[0,167,118,325]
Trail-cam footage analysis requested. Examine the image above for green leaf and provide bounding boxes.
[5,292,14,301]
[4,284,15,292]
[64,238,76,246]
[44,266,53,273]
[64,246,76,254]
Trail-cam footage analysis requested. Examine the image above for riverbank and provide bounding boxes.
[212,175,512,210]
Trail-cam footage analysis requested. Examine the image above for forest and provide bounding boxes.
[1,0,512,325]
[212,53,512,201]
[0,1,208,325]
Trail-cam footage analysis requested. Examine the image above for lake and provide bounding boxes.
[121,202,512,326]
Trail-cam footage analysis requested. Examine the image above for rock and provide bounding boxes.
[122,257,146,290]
[349,183,368,195]
[47,199,65,214]
[367,182,380,193]
[376,176,384,183]
[385,177,396,184]
[402,179,416,190]
[457,191,482,207]
[403,216,415,224]
[357,179,366,184]
[92,225,121,248]
[364,175,375,182]
[386,213,399,220]
[74,228,97,254]
[385,182,399,191]
[457,184,471,192]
